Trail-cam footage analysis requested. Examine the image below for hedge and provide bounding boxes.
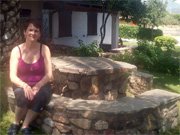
[119,25,163,41]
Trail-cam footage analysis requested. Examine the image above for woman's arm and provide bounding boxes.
[10,46,26,87]
[32,45,53,92]
[10,46,34,100]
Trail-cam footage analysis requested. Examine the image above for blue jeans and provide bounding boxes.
[13,83,52,113]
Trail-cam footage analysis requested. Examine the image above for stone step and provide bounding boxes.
[6,87,180,134]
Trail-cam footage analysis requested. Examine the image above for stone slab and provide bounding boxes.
[50,89,180,115]
[137,89,180,106]
[52,56,137,75]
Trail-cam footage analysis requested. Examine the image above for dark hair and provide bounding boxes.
[23,19,42,32]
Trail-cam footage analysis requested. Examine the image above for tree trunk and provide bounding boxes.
[99,12,110,49]
[0,0,21,65]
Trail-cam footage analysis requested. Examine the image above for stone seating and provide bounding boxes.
[6,87,180,135]
[5,56,180,135]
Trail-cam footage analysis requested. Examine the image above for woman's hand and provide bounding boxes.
[32,85,41,95]
[23,84,34,100]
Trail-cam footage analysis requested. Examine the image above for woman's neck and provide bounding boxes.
[24,41,39,49]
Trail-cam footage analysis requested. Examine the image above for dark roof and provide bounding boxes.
[43,1,103,12]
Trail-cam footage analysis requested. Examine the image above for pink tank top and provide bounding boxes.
[17,44,45,87]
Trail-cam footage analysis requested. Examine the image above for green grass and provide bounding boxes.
[0,111,15,134]
[0,71,12,134]
[122,40,138,47]
[153,72,180,93]
[174,46,180,58]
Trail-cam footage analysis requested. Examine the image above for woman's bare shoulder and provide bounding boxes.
[11,43,23,56]
[42,44,51,52]
[42,44,50,48]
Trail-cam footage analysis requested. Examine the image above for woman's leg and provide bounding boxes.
[21,110,38,128]
[13,87,30,124]
[21,83,52,129]
[14,106,28,124]
[8,87,29,135]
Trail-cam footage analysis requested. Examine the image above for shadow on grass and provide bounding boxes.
[153,72,180,94]
[0,71,10,117]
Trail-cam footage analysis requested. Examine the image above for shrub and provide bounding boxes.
[137,27,163,41]
[154,52,180,75]
[74,40,103,57]
[110,51,135,64]
[133,41,161,70]
[119,25,163,41]
[134,41,179,75]
[119,25,139,39]
[111,40,179,75]
[161,14,180,25]
[154,36,177,51]
[173,14,180,22]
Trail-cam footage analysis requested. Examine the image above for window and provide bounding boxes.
[59,11,72,37]
[87,12,97,35]
[20,9,31,18]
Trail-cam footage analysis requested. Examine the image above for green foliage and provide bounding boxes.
[92,0,146,24]
[119,25,138,39]
[111,51,134,64]
[0,111,14,135]
[154,36,177,51]
[119,25,163,41]
[173,14,180,22]
[137,27,163,41]
[121,0,146,24]
[140,0,167,28]
[161,13,180,25]
[133,41,160,70]
[153,72,180,94]
[111,40,179,75]
[135,41,179,75]
[74,40,103,57]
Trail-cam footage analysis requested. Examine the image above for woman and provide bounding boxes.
[8,19,53,135]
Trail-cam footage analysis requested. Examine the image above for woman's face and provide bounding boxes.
[24,23,41,42]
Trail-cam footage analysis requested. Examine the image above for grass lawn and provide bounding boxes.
[122,40,138,47]
[0,71,12,134]
[153,72,180,93]
[174,46,180,58]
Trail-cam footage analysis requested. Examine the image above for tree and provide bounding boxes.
[0,0,21,65]
[92,0,146,48]
[140,0,167,28]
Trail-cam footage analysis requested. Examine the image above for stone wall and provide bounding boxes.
[52,57,153,99]
[52,56,137,100]
[127,71,153,96]
[6,88,180,135]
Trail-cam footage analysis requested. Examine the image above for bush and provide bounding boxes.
[111,40,179,75]
[74,40,103,57]
[137,27,163,41]
[110,51,135,64]
[119,25,163,41]
[119,25,138,39]
[154,36,177,51]
[173,14,180,22]
[133,41,161,70]
[154,52,180,75]
[161,14,180,25]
